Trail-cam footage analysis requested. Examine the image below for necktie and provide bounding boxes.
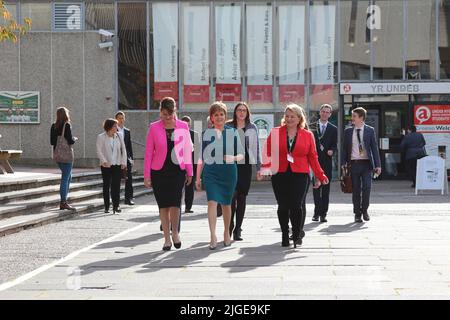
[321,124,326,135]
[356,129,363,155]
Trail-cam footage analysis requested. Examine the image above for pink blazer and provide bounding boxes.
[144,119,193,180]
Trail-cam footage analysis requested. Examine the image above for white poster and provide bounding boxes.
[278,5,305,85]
[246,4,273,86]
[183,5,210,86]
[152,3,178,99]
[416,156,448,194]
[310,4,336,84]
[216,5,241,85]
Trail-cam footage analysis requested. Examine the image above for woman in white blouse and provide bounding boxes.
[96,118,127,214]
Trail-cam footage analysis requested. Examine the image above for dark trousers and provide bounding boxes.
[184,164,197,210]
[271,167,310,240]
[313,157,332,217]
[405,158,418,185]
[351,160,372,215]
[101,165,122,210]
[125,161,134,201]
[230,191,247,235]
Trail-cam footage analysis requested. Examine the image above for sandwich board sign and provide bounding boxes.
[415,156,448,195]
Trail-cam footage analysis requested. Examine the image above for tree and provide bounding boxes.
[0,0,31,43]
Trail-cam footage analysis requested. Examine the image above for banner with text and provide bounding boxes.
[216,5,242,102]
[0,91,40,124]
[183,5,210,103]
[278,5,305,103]
[310,4,335,85]
[246,4,273,103]
[153,3,179,100]
[414,105,450,133]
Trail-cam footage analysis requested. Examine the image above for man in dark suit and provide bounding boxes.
[312,104,338,223]
[341,107,381,223]
[181,116,200,213]
[115,112,134,205]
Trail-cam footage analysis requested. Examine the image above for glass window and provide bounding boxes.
[85,2,114,31]
[215,2,243,104]
[340,0,371,80]
[406,0,437,80]
[439,0,450,79]
[20,2,51,31]
[246,2,274,110]
[181,1,211,110]
[373,0,403,80]
[118,3,147,110]
[277,1,306,106]
[150,2,179,110]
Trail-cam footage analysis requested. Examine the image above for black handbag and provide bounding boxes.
[416,147,427,159]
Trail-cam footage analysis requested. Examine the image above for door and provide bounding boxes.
[353,103,408,179]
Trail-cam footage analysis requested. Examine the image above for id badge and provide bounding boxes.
[320,144,325,152]
[287,154,294,163]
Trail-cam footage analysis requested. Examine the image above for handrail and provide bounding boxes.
[131,139,145,147]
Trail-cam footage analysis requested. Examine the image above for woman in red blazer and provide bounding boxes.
[259,104,329,248]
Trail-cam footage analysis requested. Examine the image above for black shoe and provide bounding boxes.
[281,233,290,247]
[104,209,109,213]
[113,207,122,214]
[185,209,193,213]
[162,244,172,251]
[125,199,135,205]
[355,215,363,223]
[312,215,319,222]
[411,183,416,188]
[362,212,370,221]
[320,216,328,223]
[233,230,243,241]
[173,242,181,249]
[293,238,302,248]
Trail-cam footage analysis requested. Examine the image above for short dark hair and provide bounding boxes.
[352,107,367,120]
[103,118,118,132]
[115,111,125,119]
[160,97,176,114]
[181,115,191,123]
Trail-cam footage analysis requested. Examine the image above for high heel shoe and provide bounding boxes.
[172,236,181,249]
[209,237,217,250]
[162,243,172,251]
[293,235,302,248]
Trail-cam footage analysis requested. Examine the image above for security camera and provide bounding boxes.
[98,41,113,51]
[98,29,114,38]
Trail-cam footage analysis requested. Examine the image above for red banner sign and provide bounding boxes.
[279,85,305,103]
[247,85,273,103]
[183,85,210,103]
[414,105,450,125]
[154,82,178,101]
[215,84,241,102]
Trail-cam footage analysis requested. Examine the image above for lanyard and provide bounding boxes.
[287,132,297,153]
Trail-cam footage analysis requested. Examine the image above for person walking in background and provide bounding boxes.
[196,102,244,249]
[400,126,427,188]
[227,102,261,241]
[115,112,135,206]
[96,118,128,214]
[342,107,381,223]
[312,104,337,223]
[144,97,193,251]
[50,106,78,211]
[181,116,200,214]
[260,104,328,248]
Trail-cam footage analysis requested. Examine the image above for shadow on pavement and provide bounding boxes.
[318,223,368,235]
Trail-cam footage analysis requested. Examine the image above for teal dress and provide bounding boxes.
[201,125,243,205]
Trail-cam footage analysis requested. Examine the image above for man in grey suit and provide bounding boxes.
[342,107,381,223]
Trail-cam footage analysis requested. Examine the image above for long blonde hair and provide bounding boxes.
[282,104,308,129]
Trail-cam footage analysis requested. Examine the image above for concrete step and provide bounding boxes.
[0,171,103,193]
[0,176,144,205]
[0,188,153,237]
[0,181,148,220]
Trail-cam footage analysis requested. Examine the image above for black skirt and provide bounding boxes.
[152,168,185,209]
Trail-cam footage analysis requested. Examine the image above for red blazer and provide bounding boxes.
[262,126,327,182]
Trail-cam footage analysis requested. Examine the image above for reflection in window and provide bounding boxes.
[20,2,51,31]
[373,0,403,80]
[439,0,450,79]
[118,3,147,110]
[406,0,436,80]
[340,0,371,80]
[85,2,115,31]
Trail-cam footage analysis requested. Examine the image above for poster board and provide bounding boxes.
[415,156,448,195]
[0,91,40,124]
[251,114,274,139]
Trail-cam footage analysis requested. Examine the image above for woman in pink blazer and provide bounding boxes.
[144,97,193,251]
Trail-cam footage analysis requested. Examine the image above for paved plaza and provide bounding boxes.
[0,180,449,299]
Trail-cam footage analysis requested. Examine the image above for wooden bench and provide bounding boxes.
[0,150,23,174]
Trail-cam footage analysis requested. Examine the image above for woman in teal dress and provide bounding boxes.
[196,102,244,249]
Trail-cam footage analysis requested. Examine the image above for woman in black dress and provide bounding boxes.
[227,102,261,241]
